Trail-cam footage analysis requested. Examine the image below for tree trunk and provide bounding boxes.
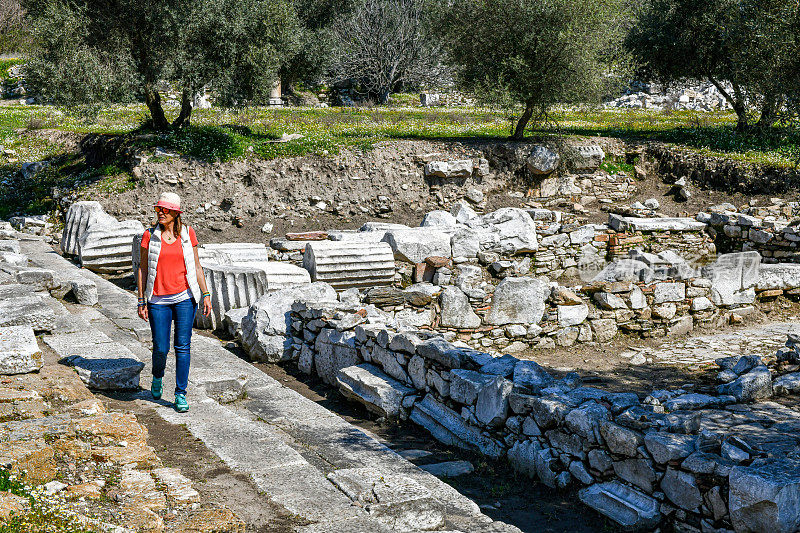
[145,87,169,131]
[755,95,779,130]
[707,76,749,131]
[511,100,535,140]
[172,90,193,129]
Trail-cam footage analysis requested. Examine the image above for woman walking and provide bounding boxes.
[136,192,212,412]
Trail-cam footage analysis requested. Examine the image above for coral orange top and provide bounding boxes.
[140,227,199,296]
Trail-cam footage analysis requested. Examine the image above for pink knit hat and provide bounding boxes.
[154,192,182,213]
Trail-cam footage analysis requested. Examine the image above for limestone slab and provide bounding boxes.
[0,326,42,374]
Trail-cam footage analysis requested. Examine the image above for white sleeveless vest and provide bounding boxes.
[144,225,202,302]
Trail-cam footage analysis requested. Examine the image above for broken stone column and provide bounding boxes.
[196,264,268,330]
[61,201,115,256]
[303,241,395,290]
[78,219,145,273]
[200,243,271,264]
[260,262,311,290]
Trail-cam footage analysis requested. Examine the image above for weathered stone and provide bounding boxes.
[439,287,481,329]
[61,201,112,256]
[337,364,415,418]
[661,468,702,511]
[424,159,473,179]
[419,460,474,477]
[564,401,610,444]
[152,467,200,504]
[197,264,268,330]
[421,210,458,227]
[486,277,547,325]
[579,481,661,530]
[507,440,542,477]
[313,329,360,385]
[409,394,504,458]
[773,372,800,395]
[644,432,696,464]
[0,326,43,375]
[707,252,761,306]
[527,146,559,175]
[716,366,773,402]
[44,330,144,390]
[381,228,451,264]
[468,208,539,254]
[590,319,618,342]
[729,460,800,533]
[79,219,144,272]
[557,303,589,327]
[593,292,627,310]
[569,461,594,485]
[653,282,685,304]
[613,458,658,493]
[513,360,554,393]
[475,376,512,428]
[416,337,467,369]
[449,370,496,405]
[529,396,570,429]
[303,241,395,290]
[241,283,336,363]
[599,419,642,457]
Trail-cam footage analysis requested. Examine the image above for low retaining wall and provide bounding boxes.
[281,300,800,532]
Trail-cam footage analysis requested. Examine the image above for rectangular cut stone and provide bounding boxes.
[44,330,144,390]
[336,364,415,418]
[579,481,661,530]
[0,326,43,374]
[611,216,707,233]
[409,394,504,458]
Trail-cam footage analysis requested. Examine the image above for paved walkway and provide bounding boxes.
[23,239,519,533]
[621,322,798,367]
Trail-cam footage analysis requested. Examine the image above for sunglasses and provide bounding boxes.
[154,206,177,214]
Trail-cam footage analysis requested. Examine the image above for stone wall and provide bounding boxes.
[280,300,800,533]
[702,208,800,263]
[648,143,800,195]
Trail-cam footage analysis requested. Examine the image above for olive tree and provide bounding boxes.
[627,0,799,131]
[441,0,630,139]
[0,0,26,53]
[327,0,446,104]
[23,0,299,130]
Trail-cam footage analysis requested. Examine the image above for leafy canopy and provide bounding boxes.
[441,0,631,139]
[23,0,300,129]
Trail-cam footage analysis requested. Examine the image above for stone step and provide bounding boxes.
[43,329,144,390]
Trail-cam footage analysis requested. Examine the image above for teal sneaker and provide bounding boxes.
[150,377,162,400]
[174,394,189,413]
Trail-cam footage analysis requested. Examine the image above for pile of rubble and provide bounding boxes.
[605,81,733,112]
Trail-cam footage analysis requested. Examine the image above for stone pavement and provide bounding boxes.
[621,321,799,367]
[22,239,521,533]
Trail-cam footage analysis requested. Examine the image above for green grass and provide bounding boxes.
[0,101,797,171]
[0,468,92,533]
[0,58,23,81]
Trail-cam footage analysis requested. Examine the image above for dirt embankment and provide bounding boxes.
[55,134,799,243]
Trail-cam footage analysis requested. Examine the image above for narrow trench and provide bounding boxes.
[245,356,621,533]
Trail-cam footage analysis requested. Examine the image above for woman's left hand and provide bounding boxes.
[202,295,212,316]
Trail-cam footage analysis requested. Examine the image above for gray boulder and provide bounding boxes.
[729,460,800,533]
[439,287,482,329]
[337,364,415,418]
[717,366,773,402]
[241,282,337,362]
[486,277,547,326]
[527,146,559,175]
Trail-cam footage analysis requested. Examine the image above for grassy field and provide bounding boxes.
[1,101,798,168]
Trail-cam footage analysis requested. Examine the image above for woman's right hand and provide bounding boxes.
[138,304,148,321]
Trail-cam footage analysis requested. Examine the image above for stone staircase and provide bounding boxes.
[21,238,521,533]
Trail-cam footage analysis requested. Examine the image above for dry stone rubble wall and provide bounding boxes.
[271,299,800,533]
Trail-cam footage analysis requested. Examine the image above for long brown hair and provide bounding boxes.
[152,212,183,238]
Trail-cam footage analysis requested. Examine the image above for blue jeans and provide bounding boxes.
[148,298,197,396]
